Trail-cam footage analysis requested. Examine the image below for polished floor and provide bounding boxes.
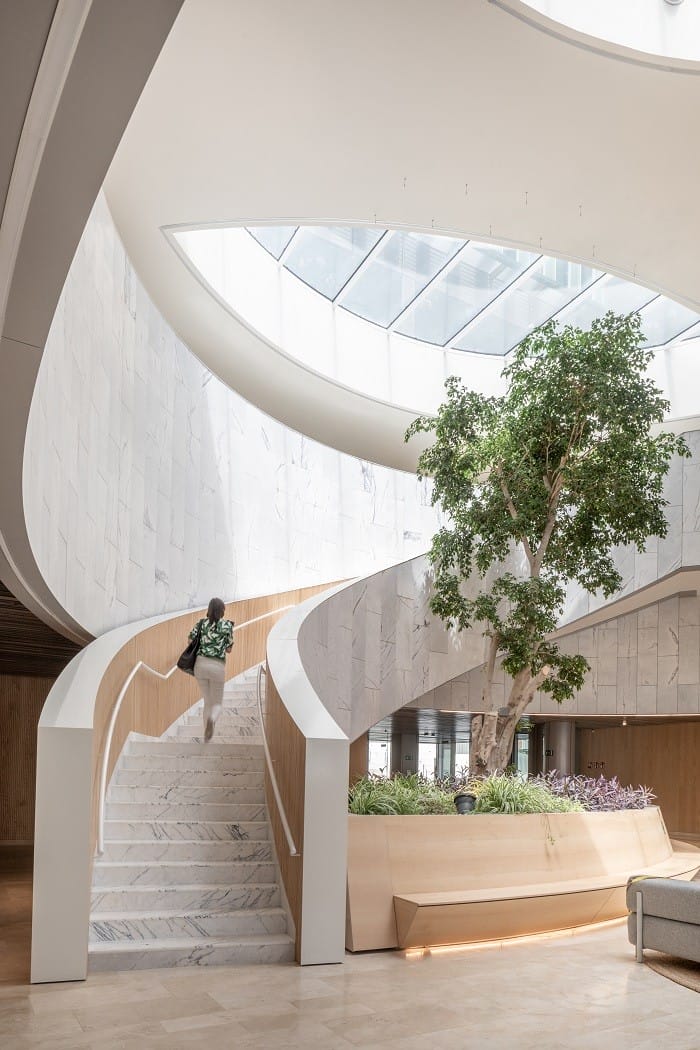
[2,845,699,1049]
[0,845,32,986]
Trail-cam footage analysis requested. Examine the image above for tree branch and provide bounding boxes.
[498,474,534,569]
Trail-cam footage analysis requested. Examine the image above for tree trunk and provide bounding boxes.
[470,670,545,773]
[470,712,519,773]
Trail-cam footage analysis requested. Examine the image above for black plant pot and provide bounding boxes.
[454,792,476,814]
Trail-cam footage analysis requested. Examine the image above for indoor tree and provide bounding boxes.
[406,312,688,773]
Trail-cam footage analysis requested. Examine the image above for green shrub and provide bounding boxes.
[468,773,584,814]
[348,774,454,815]
[348,772,585,815]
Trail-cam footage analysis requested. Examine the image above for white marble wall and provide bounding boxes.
[23,196,439,636]
[414,593,700,718]
[298,555,487,739]
[562,431,700,624]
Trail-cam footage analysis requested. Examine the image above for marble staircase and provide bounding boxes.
[88,667,295,971]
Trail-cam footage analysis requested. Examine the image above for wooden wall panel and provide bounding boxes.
[89,585,330,853]
[262,668,305,961]
[0,676,54,841]
[577,723,700,835]
[349,733,369,785]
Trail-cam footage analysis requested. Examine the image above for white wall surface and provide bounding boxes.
[23,196,439,636]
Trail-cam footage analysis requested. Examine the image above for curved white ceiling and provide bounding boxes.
[105,0,700,469]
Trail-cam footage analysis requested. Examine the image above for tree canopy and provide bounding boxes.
[406,312,689,770]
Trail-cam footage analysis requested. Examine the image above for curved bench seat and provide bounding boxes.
[393,852,700,949]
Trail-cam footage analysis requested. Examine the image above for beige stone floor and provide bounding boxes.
[1,921,698,1050]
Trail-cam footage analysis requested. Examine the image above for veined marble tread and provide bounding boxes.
[105,801,267,821]
[128,740,263,756]
[99,839,273,862]
[90,882,281,913]
[120,755,263,772]
[113,769,264,787]
[103,819,269,841]
[88,933,294,971]
[89,906,288,941]
[92,860,277,886]
[109,785,265,803]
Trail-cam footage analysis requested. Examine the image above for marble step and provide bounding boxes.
[112,769,264,788]
[91,882,281,913]
[88,932,294,971]
[109,785,265,804]
[120,754,263,773]
[173,728,263,744]
[181,708,258,722]
[170,735,264,748]
[89,906,288,943]
[99,839,273,863]
[93,860,277,887]
[128,741,263,757]
[103,819,269,842]
[105,802,267,822]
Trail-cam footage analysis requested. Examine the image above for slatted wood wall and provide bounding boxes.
[0,583,82,677]
[0,676,55,841]
[577,722,700,835]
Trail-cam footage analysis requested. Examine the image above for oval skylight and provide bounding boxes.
[244,226,698,357]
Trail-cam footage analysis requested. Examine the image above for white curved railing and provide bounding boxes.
[257,664,298,856]
[96,606,294,856]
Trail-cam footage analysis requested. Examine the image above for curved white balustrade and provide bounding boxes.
[94,606,295,857]
[31,596,307,985]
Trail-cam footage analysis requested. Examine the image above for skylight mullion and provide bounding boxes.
[447,253,544,348]
[499,270,606,355]
[334,230,391,303]
[278,227,300,265]
[387,239,468,331]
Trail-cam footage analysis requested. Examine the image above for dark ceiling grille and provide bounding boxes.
[0,582,82,678]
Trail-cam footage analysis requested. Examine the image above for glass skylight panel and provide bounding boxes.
[554,273,655,332]
[341,231,464,327]
[247,226,297,259]
[396,243,538,345]
[454,257,601,355]
[283,226,384,299]
[637,295,700,347]
[681,320,700,342]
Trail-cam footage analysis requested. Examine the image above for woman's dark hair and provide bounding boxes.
[207,598,226,624]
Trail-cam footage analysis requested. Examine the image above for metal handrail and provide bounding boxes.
[96,605,294,856]
[257,664,299,856]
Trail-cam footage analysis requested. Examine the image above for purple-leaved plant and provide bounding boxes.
[531,772,655,811]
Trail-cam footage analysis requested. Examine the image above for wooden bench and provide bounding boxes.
[393,853,700,950]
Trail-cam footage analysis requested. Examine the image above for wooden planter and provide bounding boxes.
[345,808,700,951]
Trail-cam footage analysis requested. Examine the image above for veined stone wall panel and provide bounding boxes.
[411,593,700,718]
[23,196,439,636]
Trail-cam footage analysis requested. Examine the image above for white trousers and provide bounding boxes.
[194,655,226,728]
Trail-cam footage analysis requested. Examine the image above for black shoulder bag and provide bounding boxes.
[177,619,203,675]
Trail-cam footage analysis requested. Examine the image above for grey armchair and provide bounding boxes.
[627,878,700,964]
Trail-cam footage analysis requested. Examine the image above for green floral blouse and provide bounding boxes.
[190,618,234,660]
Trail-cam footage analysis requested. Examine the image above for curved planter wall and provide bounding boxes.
[346,808,699,951]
